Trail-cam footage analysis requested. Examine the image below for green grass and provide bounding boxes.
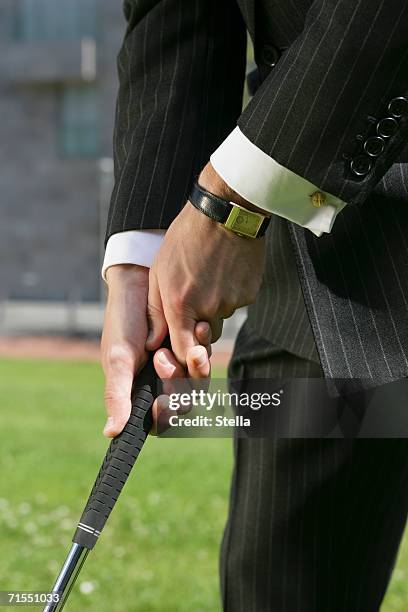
[0,359,406,611]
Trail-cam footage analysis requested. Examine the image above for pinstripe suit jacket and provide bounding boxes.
[107,0,408,384]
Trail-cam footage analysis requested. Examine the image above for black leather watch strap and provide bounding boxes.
[189,182,270,238]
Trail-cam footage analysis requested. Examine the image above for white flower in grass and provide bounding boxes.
[148,491,161,505]
[140,570,153,582]
[54,505,69,518]
[18,502,31,515]
[5,517,18,529]
[59,518,73,531]
[131,521,149,537]
[79,581,96,595]
[47,560,59,573]
[23,521,37,534]
[37,514,51,526]
[211,496,224,509]
[196,549,208,560]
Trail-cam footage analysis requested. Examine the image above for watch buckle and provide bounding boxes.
[224,205,264,238]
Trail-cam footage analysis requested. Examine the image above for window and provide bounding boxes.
[14,0,97,42]
[59,86,99,157]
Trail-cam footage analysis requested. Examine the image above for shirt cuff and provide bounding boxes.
[102,230,166,281]
[210,127,347,236]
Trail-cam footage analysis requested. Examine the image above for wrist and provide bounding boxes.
[106,264,149,290]
[198,162,272,217]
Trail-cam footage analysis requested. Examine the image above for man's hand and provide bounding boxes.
[146,163,267,365]
[101,264,211,438]
[101,264,149,437]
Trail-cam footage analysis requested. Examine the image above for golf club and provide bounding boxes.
[43,352,159,611]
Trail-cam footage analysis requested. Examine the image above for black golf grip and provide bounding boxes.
[72,354,158,550]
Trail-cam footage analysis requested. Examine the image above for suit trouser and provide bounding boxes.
[220,323,408,612]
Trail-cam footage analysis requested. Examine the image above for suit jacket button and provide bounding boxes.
[364,136,385,157]
[376,117,398,138]
[388,96,408,118]
[350,155,372,176]
[260,44,281,67]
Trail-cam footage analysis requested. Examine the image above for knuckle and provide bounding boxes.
[212,329,222,342]
[105,343,135,371]
[168,290,189,314]
[238,282,260,307]
[219,297,236,318]
[205,295,221,318]
[147,301,163,318]
[247,283,261,305]
[104,388,119,404]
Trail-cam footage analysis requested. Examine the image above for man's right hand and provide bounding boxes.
[101,264,211,438]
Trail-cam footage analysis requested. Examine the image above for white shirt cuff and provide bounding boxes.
[210,127,346,236]
[102,230,165,281]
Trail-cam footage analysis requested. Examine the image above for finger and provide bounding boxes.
[146,267,168,351]
[167,313,198,367]
[186,345,211,379]
[195,321,212,357]
[103,348,140,438]
[151,394,192,436]
[151,349,189,435]
[153,347,191,400]
[210,318,224,343]
[153,348,185,381]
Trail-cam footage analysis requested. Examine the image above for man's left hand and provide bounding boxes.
[146,163,267,365]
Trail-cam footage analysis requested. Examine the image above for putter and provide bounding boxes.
[43,353,158,611]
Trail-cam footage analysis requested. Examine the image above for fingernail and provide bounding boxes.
[146,330,154,343]
[157,351,169,366]
[193,346,207,367]
[103,416,115,433]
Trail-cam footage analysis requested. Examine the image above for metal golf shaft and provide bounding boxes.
[43,354,158,611]
[43,544,89,612]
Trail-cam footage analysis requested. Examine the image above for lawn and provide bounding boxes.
[0,358,406,611]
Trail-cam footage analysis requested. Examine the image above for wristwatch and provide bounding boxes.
[189,182,271,238]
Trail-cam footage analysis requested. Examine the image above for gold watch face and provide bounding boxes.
[224,206,264,238]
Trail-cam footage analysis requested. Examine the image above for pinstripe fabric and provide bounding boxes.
[246,215,319,363]
[106,0,246,238]
[109,0,408,385]
[289,164,408,381]
[239,0,408,205]
[109,6,408,608]
[221,332,408,611]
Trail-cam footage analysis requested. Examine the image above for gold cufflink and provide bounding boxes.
[310,191,326,208]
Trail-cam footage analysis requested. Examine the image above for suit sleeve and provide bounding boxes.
[238,0,408,206]
[105,0,247,243]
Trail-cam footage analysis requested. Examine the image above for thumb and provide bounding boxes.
[103,347,138,437]
[146,267,168,351]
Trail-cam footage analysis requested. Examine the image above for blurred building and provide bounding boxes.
[0,0,124,302]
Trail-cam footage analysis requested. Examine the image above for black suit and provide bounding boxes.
[108,0,408,383]
[108,1,408,609]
